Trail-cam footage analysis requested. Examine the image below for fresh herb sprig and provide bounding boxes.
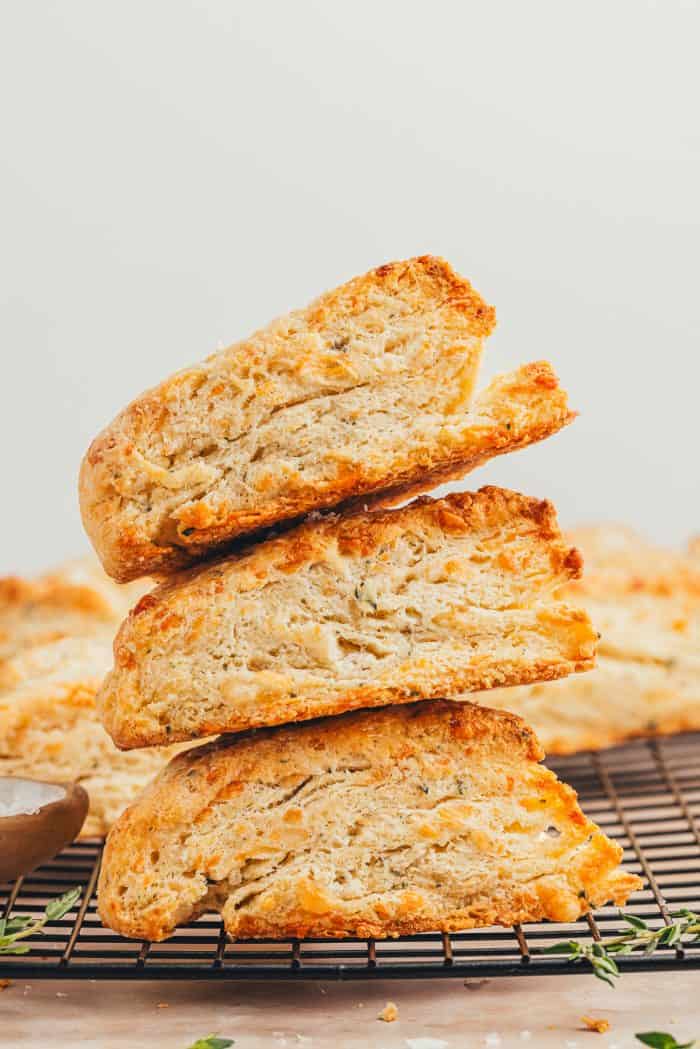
[636,1033,696,1048]
[544,908,700,986]
[186,1038,234,1049]
[0,886,81,955]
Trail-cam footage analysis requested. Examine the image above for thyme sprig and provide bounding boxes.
[543,908,700,986]
[0,886,81,955]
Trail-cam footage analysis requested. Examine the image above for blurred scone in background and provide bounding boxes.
[487,525,700,752]
[0,558,191,837]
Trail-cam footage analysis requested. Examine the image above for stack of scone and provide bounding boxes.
[488,524,700,753]
[0,558,191,836]
[79,257,640,942]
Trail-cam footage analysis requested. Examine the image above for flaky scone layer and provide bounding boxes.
[79,256,573,581]
[98,700,641,942]
[99,486,596,749]
[0,636,188,837]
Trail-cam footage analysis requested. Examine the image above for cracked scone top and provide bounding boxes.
[97,700,641,942]
[79,255,574,581]
[98,486,597,749]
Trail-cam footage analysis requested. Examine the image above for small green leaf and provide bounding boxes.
[595,954,620,976]
[0,886,82,954]
[186,1037,234,1049]
[591,960,617,981]
[0,933,26,950]
[623,913,649,930]
[591,965,616,988]
[635,1032,696,1048]
[606,942,633,955]
[0,942,31,955]
[544,940,578,955]
[5,916,33,933]
[45,887,81,921]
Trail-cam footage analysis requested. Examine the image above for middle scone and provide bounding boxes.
[99,486,596,749]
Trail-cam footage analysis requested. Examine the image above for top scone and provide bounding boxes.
[80,256,573,581]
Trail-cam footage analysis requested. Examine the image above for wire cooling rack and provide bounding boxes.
[1,732,699,980]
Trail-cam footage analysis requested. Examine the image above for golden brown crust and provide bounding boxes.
[343,361,575,515]
[97,700,640,942]
[341,256,496,336]
[79,257,572,582]
[82,255,497,581]
[134,483,577,601]
[115,358,573,583]
[98,486,596,749]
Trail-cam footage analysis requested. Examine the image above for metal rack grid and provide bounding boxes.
[1,732,699,980]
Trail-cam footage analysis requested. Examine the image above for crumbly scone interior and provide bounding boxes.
[142,350,484,550]
[101,491,595,744]
[84,354,572,577]
[82,263,492,561]
[98,704,638,942]
[137,354,565,543]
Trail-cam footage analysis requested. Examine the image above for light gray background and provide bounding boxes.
[1,1,698,575]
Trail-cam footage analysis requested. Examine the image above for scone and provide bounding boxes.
[98,486,597,749]
[0,635,190,838]
[485,525,700,753]
[97,700,641,942]
[498,656,700,754]
[79,255,575,581]
[0,556,150,687]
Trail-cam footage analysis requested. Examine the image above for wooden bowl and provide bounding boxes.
[0,778,88,882]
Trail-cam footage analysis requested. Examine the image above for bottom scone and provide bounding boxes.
[98,700,641,942]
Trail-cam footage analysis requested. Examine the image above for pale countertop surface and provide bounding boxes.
[2,973,698,1049]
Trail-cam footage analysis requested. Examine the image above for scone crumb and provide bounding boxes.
[156,1002,169,1009]
[581,1016,610,1034]
[0,979,12,991]
[378,1000,399,1022]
